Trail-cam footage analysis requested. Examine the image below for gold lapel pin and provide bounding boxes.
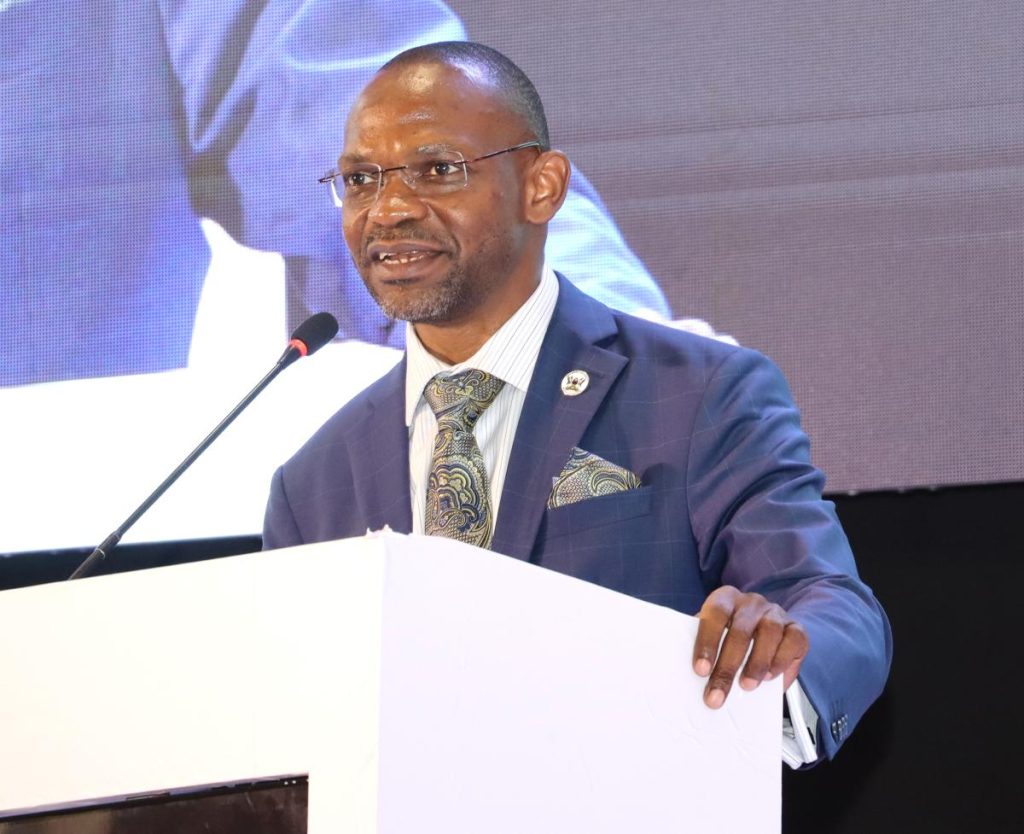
[560,370,590,397]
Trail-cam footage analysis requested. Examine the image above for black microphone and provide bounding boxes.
[277,311,340,368]
[68,312,340,580]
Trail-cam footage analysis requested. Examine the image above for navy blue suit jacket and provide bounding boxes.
[264,276,892,761]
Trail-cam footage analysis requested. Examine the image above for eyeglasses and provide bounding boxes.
[318,141,542,209]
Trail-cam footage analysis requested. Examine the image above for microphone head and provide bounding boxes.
[289,312,340,357]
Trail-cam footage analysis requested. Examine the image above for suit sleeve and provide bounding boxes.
[263,465,304,551]
[545,170,671,319]
[686,347,893,762]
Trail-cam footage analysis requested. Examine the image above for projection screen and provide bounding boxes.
[2,0,1021,554]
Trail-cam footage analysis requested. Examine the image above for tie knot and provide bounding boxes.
[423,369,505,431]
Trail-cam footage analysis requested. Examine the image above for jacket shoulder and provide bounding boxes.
[556,271,756,376]
[281,359,405,470]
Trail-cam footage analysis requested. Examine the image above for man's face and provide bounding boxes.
[340,63,536,327]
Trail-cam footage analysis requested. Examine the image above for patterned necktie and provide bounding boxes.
[423,369,506,549]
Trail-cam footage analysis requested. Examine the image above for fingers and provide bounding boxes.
[782,639,806,692]
[738,607,789,690]
[692,585,740,678]
[703,593,772,708]
[693,587,809,709]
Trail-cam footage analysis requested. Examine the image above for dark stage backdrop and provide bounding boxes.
[2,1,1022,554]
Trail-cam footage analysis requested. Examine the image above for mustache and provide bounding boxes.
[363,228,451,249]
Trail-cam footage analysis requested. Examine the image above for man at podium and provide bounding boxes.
[263,41,892,767]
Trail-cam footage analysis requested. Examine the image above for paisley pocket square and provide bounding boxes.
[548,447,642,509]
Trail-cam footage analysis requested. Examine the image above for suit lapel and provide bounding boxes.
[491,278,627,560]
[347,359,413,534]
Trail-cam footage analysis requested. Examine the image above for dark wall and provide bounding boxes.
[2,482,1021,832]
[785,482,1022,833]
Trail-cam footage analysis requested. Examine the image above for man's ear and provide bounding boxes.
[523,150,571,224]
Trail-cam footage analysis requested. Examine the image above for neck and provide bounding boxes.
[414,322,491,365]
[413,263,544,365]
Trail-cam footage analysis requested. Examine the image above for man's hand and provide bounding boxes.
[692,585,809,708]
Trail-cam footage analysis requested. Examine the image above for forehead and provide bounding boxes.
[342,63,521,159]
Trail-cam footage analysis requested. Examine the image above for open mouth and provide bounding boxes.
[367,240,447,267]
[373,249,438,265]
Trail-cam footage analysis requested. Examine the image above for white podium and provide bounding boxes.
[0,532,781,832]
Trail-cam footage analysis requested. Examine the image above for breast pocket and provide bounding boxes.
[541,485,653,541]
[533,486,656,597]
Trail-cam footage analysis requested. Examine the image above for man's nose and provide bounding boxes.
[367,171,428,226]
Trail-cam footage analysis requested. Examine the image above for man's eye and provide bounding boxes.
[343,171,376,188]
[426,160,462,177]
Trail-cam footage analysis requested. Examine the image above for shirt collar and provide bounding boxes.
[404,264,559,426]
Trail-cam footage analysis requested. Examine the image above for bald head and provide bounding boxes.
[377,42,551,150]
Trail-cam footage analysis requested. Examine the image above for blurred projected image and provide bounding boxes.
[2,0,1020,554]
[1,0,674,390]
[0,0,708,554]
